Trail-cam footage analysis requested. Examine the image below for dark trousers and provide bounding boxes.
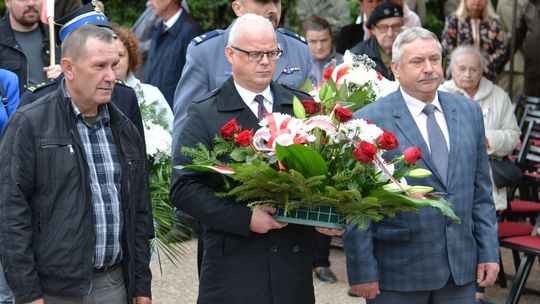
[312,232,331,268]
[43,265,127,304]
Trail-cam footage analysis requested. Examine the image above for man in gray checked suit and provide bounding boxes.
[344,27,499,303]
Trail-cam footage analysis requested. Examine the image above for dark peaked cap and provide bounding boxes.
[54,1,110,44]
[367,2,404,29]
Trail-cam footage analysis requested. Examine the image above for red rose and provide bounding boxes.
[354,141,377,163]
[220,118,241,139]
[323,67,335,81]
[234,129,254,147]
[301,99,321,115]
[376,129,399,150]
[403,147,422,165]
[376,71,383,81]
[334,106,353,123]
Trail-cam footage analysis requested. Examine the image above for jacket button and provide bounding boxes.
[269,245,277,254]
[292,245,300,253]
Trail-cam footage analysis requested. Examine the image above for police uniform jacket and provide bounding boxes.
[170,77,316,304]
[350,36,394,81]
[172,22,312,138]
[0,15,60,94]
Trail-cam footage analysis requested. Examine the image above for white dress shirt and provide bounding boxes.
[233,81,274,118]
[163,9,182,31]
[401,88,450,152]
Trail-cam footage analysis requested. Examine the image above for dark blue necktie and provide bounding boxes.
[422,104,449,184]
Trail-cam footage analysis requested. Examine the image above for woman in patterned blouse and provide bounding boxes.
[441,0,507,82]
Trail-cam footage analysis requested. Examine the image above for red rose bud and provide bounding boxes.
[334,106,353,123]
[234,129,254,147]
[220,118,241,139]
[364,119,373,124]
[301,99,321,115]
[323,67,335,81]
[354,141,377,163]
[376,129,399,150]
[376,71,383,81]
[404,147,422,165]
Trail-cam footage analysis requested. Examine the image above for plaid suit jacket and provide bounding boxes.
[344,89,499,291]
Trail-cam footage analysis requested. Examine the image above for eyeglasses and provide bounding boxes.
[230,46,283,62]
[374,24,403,33]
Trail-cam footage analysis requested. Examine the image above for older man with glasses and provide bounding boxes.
[350,2,405,80]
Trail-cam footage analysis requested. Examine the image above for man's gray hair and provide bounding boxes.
[228,13,275,46]
[449,45,487,71]
[392,27,442,65]
[61,24,117,64]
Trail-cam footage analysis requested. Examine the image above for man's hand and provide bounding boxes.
[43,64,62,79]
[250,206,287,234]
[316,227,344,236]
[350,281,380,299]
[25,299,44,304]
[133,296,152,304]
[477,262,499,287]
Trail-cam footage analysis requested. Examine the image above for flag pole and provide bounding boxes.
[47,0,55,65]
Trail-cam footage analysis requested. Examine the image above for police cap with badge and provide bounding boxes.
[54,0,110,44]
[367,3,404,29]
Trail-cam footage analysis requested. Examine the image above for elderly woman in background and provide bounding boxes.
[113,26,174,132]
[442,45,519,211]
[441,0,506,82]
[441,45,519,304]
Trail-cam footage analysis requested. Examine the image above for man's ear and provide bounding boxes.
[60,58,74,80]
[391,60,400,80]
[225,46,235,65]
[231,0,243,17]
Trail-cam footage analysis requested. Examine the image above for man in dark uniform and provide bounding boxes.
[350,3,404,81]
[19,2,145,138]
[171,14,341,303]
[172,0,313,137]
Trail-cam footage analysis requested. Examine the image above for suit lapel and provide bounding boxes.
[391,92,446,186]
[270,82,294,115]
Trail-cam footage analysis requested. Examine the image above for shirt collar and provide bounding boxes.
[400,87,442,117]
[163,9,182,30]
[63,78,110,126]
[233,81,273,107]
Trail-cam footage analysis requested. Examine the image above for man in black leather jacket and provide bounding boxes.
[0,25,152,304]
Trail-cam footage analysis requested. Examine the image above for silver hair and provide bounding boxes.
[392,27,442,65]
[228,13,275,46]
[449,45,487,71]
[61,24,117,64]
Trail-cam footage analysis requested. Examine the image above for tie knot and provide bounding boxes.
[254,94,265,104]
[422,104,436,116]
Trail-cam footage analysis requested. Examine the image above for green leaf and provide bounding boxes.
[293,95,307,119]
[230,147,247,162]
[302,77,314,94]
[367,190,461,223]
[275,144,328,178]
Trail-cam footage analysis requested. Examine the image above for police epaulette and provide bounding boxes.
[192,29,224,46]
[194,87,221,103]
[277,28,307,44]
[26,80,55,93]
[115,79,130,87]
